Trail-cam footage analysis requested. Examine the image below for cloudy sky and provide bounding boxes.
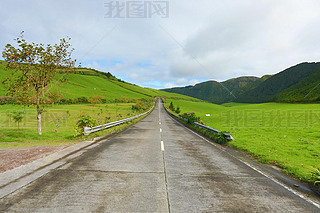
[1,0,320,89]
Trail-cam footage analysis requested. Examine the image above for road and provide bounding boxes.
[0,100,319,212]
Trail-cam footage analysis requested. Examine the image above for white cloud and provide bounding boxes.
[164,83,178,89]
[1,0,320,88]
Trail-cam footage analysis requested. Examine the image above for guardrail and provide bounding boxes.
[164,104,232,140]
[84,107,154,135]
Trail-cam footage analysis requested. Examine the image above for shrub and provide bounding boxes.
[74,115,97,136]
[0,96,16,105]
[212,132,228,144]
[132,98,153,112]
[169,102,175,111]
[311,168,320,188]
[175,106,180,114]
[181,112,200,123]
[77,96,89,104]
[88,95,103,105]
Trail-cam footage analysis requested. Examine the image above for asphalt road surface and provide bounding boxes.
[0,100,319,212]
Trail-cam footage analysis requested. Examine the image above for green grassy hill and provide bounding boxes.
[162,62,320,104]
[272,69,320,102]
[236,62,320,103]
[162,76,265,104]
[0,61,198,102]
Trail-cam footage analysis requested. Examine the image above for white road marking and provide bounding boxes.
[160,128,162,133]
[161,141,164,151]
[182,124,320,210]
[159,122,161,125]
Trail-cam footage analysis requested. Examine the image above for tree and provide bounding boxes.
[175,106,180,114]
[11,111,24,134]
[169,101,175,111]
[2,32,76,135]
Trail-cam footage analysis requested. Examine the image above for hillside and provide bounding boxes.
[0,61,198,103]
[163,76,265,104]
[235,62,320,103]
[272,69,320,102]
[163,62,320,104]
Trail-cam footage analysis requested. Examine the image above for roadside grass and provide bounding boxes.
[0,103,145,149]
[165,99,320,182]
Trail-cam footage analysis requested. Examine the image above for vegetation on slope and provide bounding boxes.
[0,60,198,103]
[163,62,320,104]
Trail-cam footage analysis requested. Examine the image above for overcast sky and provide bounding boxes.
[1,0,320,89]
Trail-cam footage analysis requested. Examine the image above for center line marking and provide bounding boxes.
[161,141,164,151]
[160,128,162,133]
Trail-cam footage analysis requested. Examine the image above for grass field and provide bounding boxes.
[0,60,199,150]
[165,99,320,182]
[0,102,148,149]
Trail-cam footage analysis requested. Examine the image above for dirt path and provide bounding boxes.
[0,145,69,173]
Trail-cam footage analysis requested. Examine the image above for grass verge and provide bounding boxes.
[164,99,320,184]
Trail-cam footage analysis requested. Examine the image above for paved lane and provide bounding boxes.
[159,101,320,212]
[0,100,319,212]
[0,102,168,212]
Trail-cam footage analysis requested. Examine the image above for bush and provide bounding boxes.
[212,132,228,144]
[77,96,89,104]
[88,95,103,105]
[175,106,180,114]
[132,98,153,112]
[169,102,175,111]
[74,115,97,136]
[181,112,200,123]
[0,96,16,105]
[311,168,320,187]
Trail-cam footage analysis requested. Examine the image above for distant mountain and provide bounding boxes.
[235,62,320,103]
[163,76,264,104]
[162,62,320,104]
[272,68,320,102]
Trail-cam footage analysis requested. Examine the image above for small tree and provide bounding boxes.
[2,32,76,135]
[11,111,24,134]
[175,106,180,114]
[169,101,175,112]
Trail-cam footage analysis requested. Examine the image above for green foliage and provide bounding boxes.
[10,111,24,133]
[175,106,180,114]
[11,111,24,123]
[180,112,200,123]
[131,98,153,112]
[88,95,103,105]
[0,96,16,105]
[74,115,97,136]
[169,101,175,111]
[213,132,228,144]
[310,168,320,186]
[2,32,76,135]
